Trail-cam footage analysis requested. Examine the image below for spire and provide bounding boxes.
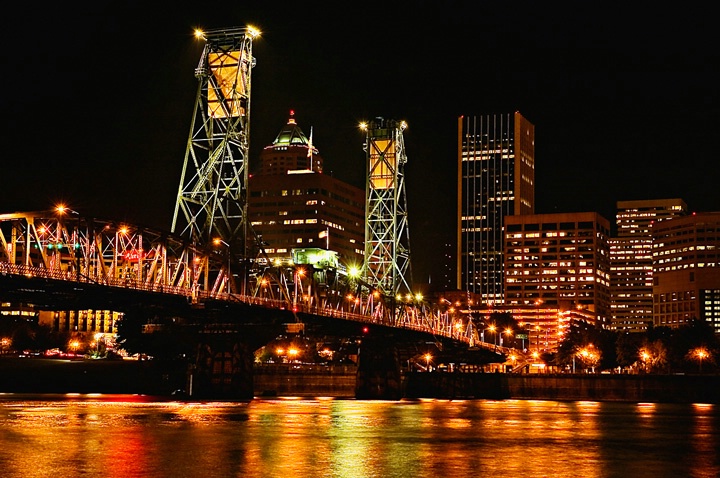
[271,110,311,147]
[258,110,323,175]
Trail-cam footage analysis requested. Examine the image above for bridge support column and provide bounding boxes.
[355,336,402,400]
[190,337,254,399]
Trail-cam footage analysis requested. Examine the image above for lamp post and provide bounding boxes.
[69,340,80,357]
[488,325,497,347]
[292,267,306,312]
[0,338,10,354]
[213,238,231,293]
[695,348,708,373]
[503,328,513,349]
[640,349,651,373]
[55,204,79,216]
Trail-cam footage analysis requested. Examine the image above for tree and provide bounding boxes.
[10,322,36,352]
[556,320,610,369]
[595,327,619,370]
[673,319,720,372]
[115,308,195,360]
[616,332,644,369]
[638,340,668,373]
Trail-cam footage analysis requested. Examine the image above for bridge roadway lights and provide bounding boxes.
[355,335,402,400]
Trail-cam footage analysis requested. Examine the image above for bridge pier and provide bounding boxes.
[189,337,254,399]
[355,336,402,400]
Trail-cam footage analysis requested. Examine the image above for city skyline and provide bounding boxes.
[3,2,719,287]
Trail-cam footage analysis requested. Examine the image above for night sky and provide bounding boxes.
[3,2,719,288]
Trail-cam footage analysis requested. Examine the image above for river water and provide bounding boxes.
[0,394,718,478]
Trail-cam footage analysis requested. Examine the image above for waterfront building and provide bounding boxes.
[248,112,365,268]
[652,211,720,333]
[469,305,596,353]
[503,212,612,329]
[0,302,37,322]
[610,198,687,333]
[2,301,117,345]
[37,310,119,336]
[457,112,535,304]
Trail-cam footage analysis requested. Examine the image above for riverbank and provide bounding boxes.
[0,357,187,396]
[403,371,720,403]
[2,357,719,403]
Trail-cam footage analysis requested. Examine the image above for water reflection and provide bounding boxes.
[0,395,718,478]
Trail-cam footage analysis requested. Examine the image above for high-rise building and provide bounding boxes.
[503,212,612,326]
[457,112,535,304]
[610,198,687,333]
[652,211,720,333]
[248,112,365,268]
[254,111,324,175]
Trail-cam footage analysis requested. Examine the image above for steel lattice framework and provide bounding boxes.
[361,118,413,300]
[172,27,259,261]
[0,210,480,347]
[0,210,224,299]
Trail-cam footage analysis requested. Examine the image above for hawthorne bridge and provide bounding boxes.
[0,208,477,344]
[0,26,510,398]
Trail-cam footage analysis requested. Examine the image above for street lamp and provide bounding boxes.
[94,332,105,357]
[55,204,79,215]
[0,337,10,354]
[694,348,708,373]
[640,349,651,373]
[69,340,80,356]
[488,324,497,346]
[454,321,463,338]
[293,267,306,311]
[213,238,232,292]
[424,353,432,371]
[503,328,513,348]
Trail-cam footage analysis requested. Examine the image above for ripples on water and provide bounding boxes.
[0,394,718,478]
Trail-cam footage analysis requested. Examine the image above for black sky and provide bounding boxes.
[2,2,719,287]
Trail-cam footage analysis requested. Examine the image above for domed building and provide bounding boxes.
[248,111,365,270]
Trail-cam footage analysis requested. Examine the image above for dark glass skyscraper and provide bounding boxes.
[457,112,535,304]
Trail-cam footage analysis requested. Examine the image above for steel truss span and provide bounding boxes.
[1,211,478,346]
[0,210,226,300]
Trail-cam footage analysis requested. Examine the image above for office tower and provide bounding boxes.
[457,112,535,304]
[248,113,365,268]
[610,198,687,333]
[652,211,720,333]
[503,212,612,326]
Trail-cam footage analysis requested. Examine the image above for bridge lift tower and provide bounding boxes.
[171,26,260,292]
[361,118,413,304]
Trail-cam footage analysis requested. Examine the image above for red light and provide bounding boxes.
[362,327,369,334]
[123,249,145,262]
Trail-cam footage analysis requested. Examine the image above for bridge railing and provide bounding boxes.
[0,261,195,298]
[1,261,475,345]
